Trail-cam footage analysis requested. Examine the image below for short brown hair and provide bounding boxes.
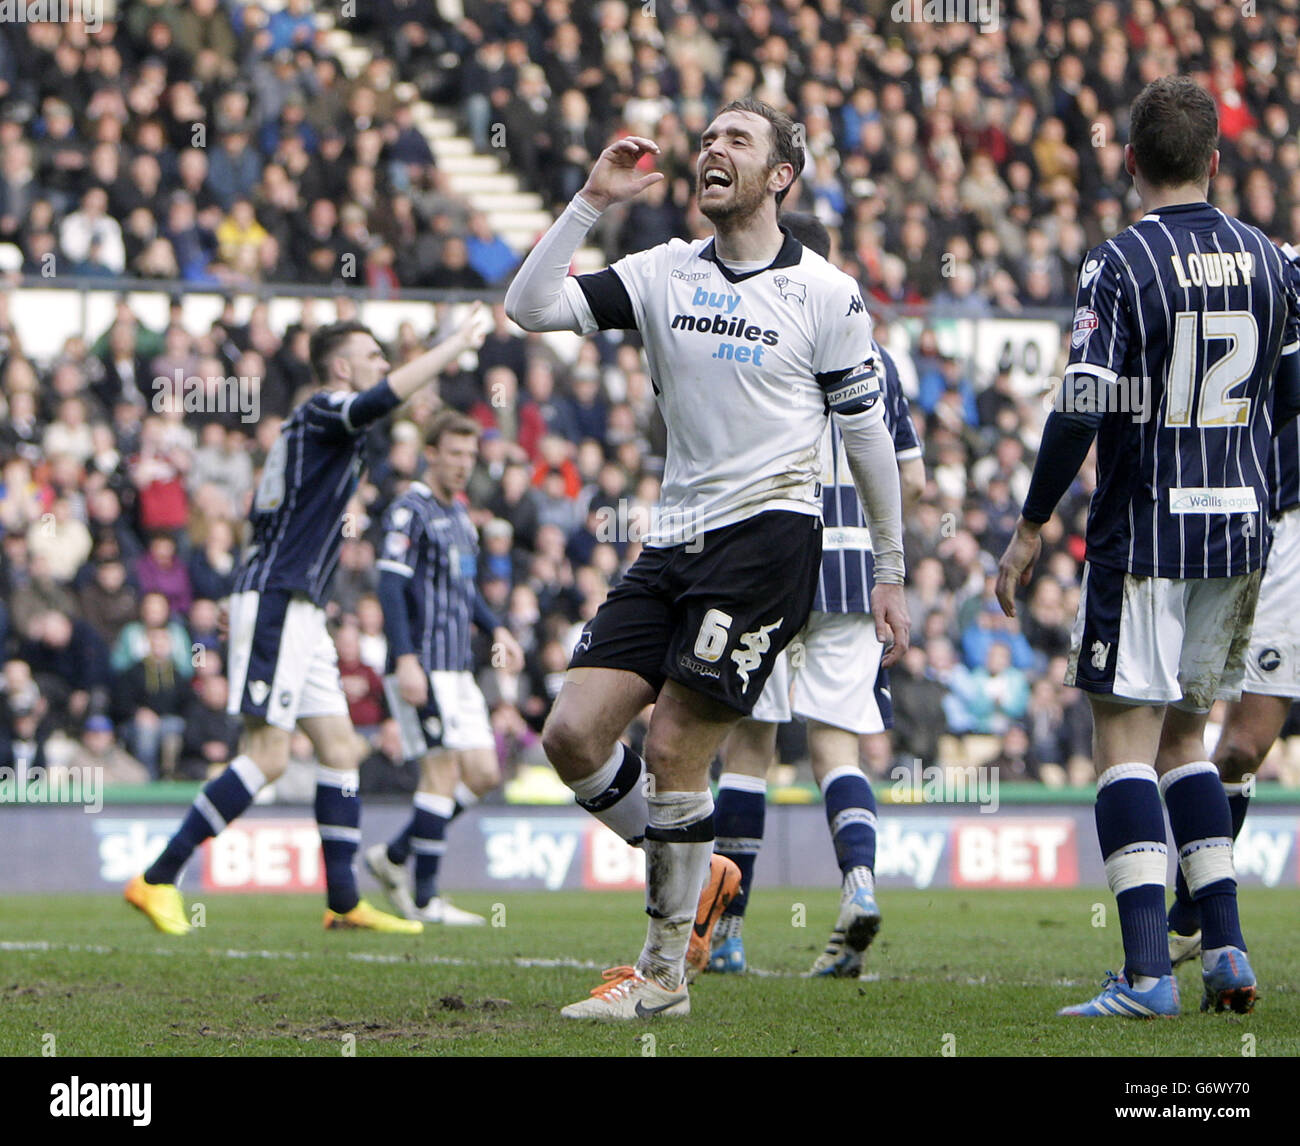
[426,409,481,449]
[1129,76,1218,189]
[714,97,805,206]
[309,320,372,383]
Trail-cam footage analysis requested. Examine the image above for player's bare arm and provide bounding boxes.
[394,652,428,707]
[387,302,492,401]
[995,517,1043,618]
[491,626,526,674]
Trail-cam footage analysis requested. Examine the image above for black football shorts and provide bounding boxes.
[569,510,822,714]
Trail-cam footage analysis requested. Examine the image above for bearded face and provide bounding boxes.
[696,110,790,226]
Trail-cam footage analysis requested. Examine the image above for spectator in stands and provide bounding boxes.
[26,497,91,586]
[464,211,519,286]
[19,609,110,729]
[178,672,240,781]
[187,517,238,603]
[63,713,150,784]
[112,591,193,679]
[163,191,219,283]
[359,718,419,795]
[966,642,1031,736]
[418,235,487,290]
[78,556,139,646]
[59,186,125,275]
[335,622,385,739]
[111,625,188,779]
[135,532,193,619]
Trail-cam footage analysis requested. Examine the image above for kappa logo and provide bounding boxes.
[671,268,710,282]
[731,618,784,692]
[391,506,412,528]
[1079,257,1103,289]
[574,628,592,655]
[845,293,865,316]
[1258,648,1282,673]
[248,680,270,705]
[678,654,721,680]
[773,275,806,305]
[1090,640,1110,671]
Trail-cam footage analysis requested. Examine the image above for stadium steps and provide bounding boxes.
[316,16,605,265]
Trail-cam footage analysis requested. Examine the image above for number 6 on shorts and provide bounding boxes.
[693,609,733,663]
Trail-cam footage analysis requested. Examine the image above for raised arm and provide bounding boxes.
[505,136,664,333]
[387,302,492,402]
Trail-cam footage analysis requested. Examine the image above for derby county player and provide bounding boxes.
[126,306,491,935]
[707,213,925,979]
[1167,257,1300,964]
[505,100,909,1019]
[365,411,525,924]
[997,78,1300,1018]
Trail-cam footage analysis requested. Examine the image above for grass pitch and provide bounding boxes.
[1,888,1295,1057]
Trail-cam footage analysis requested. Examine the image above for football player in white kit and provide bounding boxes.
[705,209,926,981]
[506,100,909,1019]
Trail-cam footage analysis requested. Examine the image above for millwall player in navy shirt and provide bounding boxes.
[364,411,524,925]
[997,77,1300,1018]
[1167,251,1300,966]
[126,306,492,936]
[708,214,926,980]
[507,100,909,1020]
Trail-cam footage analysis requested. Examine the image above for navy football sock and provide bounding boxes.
[411,793,454,908]
[713,773,766,924]
[1161,762,1245,952]
[1169,779,1251,935]
[387,822,414,866]
[146,755,266,885]
[1096,763,1171,980]
[821,765,878,894]
[315,768,362,915]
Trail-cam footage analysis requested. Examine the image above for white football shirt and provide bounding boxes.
[568,229,884,545]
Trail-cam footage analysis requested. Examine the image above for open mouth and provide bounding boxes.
[701,168,733,191]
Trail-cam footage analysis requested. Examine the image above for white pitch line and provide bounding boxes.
[0,939,807,977]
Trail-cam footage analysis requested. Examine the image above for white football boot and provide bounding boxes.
[561,966,690,1020]
[411,896,486,925]
[364,843,416,919]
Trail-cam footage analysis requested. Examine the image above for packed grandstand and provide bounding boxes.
[1,0,1298,794]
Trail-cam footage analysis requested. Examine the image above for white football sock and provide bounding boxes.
[568,743,650,846]
[637,789,714,990]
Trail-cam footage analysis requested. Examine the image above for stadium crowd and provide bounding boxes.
[2,0,1299,790]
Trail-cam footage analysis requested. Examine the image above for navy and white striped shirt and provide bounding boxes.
[1067,202,1300,578]
[377,483,481,672]
[1271,418,1300,517]
[234,382,400,604]
[815,345,921,613]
